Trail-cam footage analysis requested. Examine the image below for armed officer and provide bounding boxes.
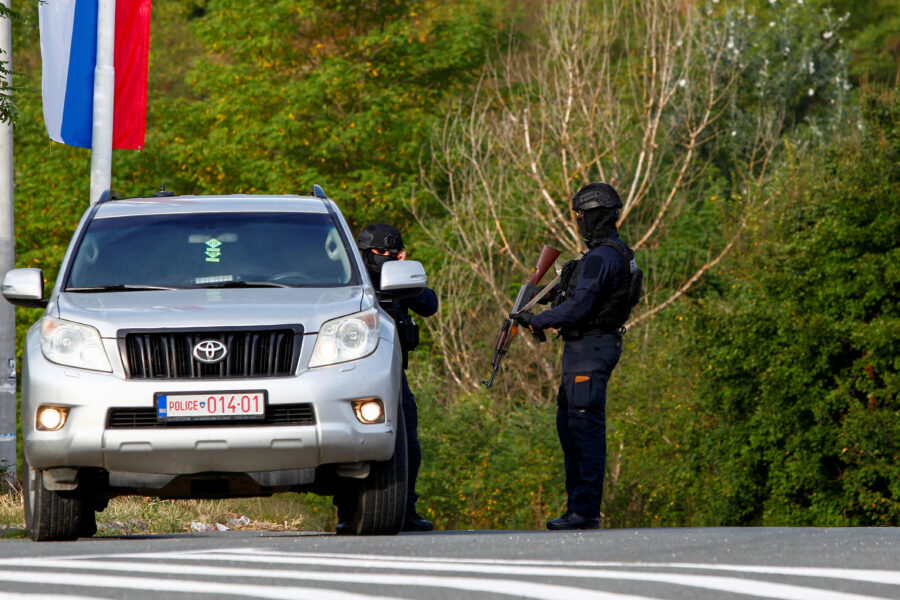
[514,183,641,530]
[335,224,438,533]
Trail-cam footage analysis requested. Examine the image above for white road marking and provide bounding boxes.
[113,550,898,600]
[0,594,103,600]
[0,569,396,600]
[220,549,900,586]
[0,560,658,600]
[1,549,896,600]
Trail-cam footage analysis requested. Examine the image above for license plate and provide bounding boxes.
[155,391,266,421]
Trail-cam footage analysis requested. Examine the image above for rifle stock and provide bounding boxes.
[529,245,561,285]
[482,245,560,389]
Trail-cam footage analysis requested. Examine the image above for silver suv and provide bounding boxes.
[2,190,426,540]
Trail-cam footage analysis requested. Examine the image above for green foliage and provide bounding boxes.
[677,87,900,525]
[413,381,567,529]
[151,0,503,227]
[597,319,703,527]
[814,0,900,83]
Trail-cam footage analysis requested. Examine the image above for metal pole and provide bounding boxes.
[89,0,115,204]
[0,0,16,489]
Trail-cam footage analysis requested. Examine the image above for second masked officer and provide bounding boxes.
[337,223,438,532]
[513,183,642,530]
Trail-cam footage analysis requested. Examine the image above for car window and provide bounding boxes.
[66,211,359,289]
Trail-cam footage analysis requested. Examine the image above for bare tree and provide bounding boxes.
[413,0,838,402]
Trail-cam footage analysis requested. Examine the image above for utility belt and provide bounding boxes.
[560,326,625,342]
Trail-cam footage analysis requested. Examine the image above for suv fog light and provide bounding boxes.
[353,399,384,424]
[36,406,68,431]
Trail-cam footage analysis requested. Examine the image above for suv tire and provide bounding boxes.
[24,458,96,541]
[344,405,408,535]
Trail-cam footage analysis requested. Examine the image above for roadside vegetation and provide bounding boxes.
[3,0,898,532]
[1,483,334,536]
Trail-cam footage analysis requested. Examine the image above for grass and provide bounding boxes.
[0,484,337,536]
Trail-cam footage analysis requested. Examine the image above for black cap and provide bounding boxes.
[357,224,404,251]
[572,183,622,211]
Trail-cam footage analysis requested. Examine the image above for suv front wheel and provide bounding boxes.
[24,458,96,541]
[342,406,408,535]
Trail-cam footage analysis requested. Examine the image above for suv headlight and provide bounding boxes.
[309,308,380,368]
[40,317,112,372]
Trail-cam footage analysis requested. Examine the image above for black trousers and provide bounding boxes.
[556,334,622,519]
[400,371,422,518]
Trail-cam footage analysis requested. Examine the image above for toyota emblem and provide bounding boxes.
[193,340,228,364]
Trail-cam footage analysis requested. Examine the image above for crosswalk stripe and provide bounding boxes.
[0,569,398,600]
[0,594,103,600]
[109,551,895,600]
[0,561,658,600]
[1,549,895,600]
[222,550,900,586]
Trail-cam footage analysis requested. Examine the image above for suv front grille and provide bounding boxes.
[121,328,301,379]
[106,403,316,428]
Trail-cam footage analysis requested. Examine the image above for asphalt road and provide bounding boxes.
[0,527,898,599]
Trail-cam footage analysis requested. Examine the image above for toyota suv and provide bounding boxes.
[2,188,426,540]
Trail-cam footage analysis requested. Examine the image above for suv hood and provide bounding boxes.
[54,287,366,338]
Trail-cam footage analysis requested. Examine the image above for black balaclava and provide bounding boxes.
[579,207,619,247]
[572,183,622,247]
[357,224,404,284]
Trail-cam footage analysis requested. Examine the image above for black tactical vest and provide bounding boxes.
[553,238,642,338]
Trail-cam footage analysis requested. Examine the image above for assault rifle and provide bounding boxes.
[481,245,561,389]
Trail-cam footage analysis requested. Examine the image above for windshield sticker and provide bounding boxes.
[195,274,233,284]
[204,238,222,262]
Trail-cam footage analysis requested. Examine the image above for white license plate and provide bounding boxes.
[155,391,266,421]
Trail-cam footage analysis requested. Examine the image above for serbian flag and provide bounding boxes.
[39,0,152,149]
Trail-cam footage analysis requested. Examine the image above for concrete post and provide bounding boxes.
[0,0,17,489]
[89,0,116,204]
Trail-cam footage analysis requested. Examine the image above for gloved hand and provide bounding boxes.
[511,310,535,328]
[512,311,546,343]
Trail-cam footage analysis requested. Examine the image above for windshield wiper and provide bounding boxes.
[66,284,181,292]
[186,281,292,289]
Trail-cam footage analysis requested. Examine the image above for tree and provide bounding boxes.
[414,0,850,402]
[814,0,900,83]
[146,0,503,227]
[681,86,900,525]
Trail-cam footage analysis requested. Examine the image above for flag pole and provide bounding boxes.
[0,0,16,490]
[89,0,115,204]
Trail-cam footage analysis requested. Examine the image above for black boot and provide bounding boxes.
[402,513,433,532]
[546,511,600,530]
[335,521,353,535]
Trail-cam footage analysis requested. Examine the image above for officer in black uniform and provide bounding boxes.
[514,183,640,530]
[335,224,438,533]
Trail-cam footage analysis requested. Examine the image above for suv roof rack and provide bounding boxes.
[312,184,328,199]
[153,184,176,198]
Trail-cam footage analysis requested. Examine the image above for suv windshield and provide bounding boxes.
[66,211,359,290]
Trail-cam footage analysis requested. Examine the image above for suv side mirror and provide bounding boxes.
[379,260,427,298]
[2,268,48,308]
